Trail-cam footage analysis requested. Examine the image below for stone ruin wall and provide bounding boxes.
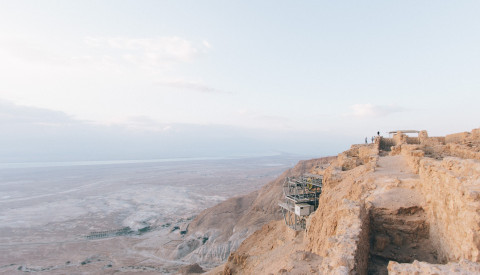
[388,260,480,274]
[418,157,480,262]
[335,144,379,172]
[445,131,471,143]
[385,128,480,272]
[385,128,480,161]
[320,129,480,273]
[379,130,445,154]
[305,145,379,275]
[307,130,480,274]
[306,199,370,275]
[218,129,480,275]
[445,143,480,160]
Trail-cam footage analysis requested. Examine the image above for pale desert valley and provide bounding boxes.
[2,129,480,274]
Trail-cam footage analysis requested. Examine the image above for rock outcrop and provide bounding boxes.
[216,128,480,274]
[388,260,480,275]
[172,157,335,268]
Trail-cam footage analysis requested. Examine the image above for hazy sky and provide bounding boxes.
[0,1,479,161]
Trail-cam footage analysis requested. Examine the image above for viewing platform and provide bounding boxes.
[279,174,323,230]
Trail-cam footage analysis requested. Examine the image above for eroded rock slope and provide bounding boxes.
[172,157,335,268]
[218,129,480,275]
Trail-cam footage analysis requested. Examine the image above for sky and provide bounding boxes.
[0,1,479,162]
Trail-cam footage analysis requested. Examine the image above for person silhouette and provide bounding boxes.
[365,137,368,144]
[377,131,380,136]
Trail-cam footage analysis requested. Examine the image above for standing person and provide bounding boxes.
[371,136,374,143]
[377,131,380,136]
[365,137,368,144]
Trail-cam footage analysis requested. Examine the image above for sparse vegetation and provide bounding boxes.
[138,226,151,234]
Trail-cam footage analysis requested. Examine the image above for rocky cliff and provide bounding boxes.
[171,157,335,269]
[213,128,480,274]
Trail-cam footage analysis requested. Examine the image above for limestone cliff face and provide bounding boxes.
[388,260,480,274]
[172,157,335,267]
[304,145,377,274]
[218,128,480,275]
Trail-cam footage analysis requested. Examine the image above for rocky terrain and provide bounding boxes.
[172,156,335,270]
[0,156,299,274]
[4,129,479,274]
[196,129,480,274]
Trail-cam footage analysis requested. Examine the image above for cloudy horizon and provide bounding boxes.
[1,1,479,162]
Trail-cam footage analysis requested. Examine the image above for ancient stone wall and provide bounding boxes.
[438,128,480,161]
[417,157,480,262]
[406,137,420,144]
[336,145,378,172]
[305,152,375,275]
[421,136,445,146]
[392,131,480,265]
[391,144,425,173]
[306,199,370,275]
[380,130,447,153]
[444,143,480,161]
[393,132,407,145]
[378,137,395,151]
[388,259,480,274]
[379,135,421,152]
[213,129,480,275]
[358,145,379,164]
[445,131,471,143]
[353,204,370,274]
[472,128,480,139]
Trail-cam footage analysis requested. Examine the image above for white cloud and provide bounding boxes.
[84,36,205,66]
[121,116,173,132]
[346,104,405,118]
[234,109,292,130]
[202,40,211,49]
[0,37,67,66]
[0,100,76,126]
[155,79,226,94]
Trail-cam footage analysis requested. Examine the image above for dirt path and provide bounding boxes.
[374,155,417,179]
[367,155,438,275]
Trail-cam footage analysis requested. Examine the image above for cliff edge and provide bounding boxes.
[217,129,480,275]
[171,156,335,269]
